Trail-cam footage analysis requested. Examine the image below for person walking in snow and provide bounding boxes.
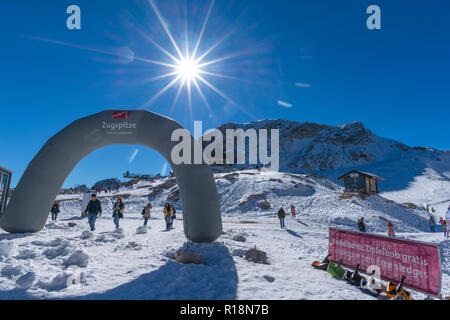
[163,203,174,231]
[446,205,450,238]
[387,221,395,238]
[170,204,177,221]
[84,194,102,231]
[290,205,296,218]
[112,197,124,229]
[439,217,447,237]
[357,217,366,232]
[142,203,152,227]
[278,207,286,229]
[429,215,436,233]
[51,201,60,221]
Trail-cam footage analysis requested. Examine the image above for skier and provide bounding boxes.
[112,197,124,229]
[290,205,296,218]
[357,217,366,232]
[278,207,286,229]
[142,203,152,227]
[163,203,174,231]
[84,194,102,231]
[50,201,60,221]
[428,215,436,233]
[387,221,395,238]
[439,217,447,237]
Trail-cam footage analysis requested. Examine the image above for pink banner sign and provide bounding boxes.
[329,228,441,297]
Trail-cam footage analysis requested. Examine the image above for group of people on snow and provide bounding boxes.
[93,184,121,194]
[427,205,450,237]
[357,217,396,237]
[163,203,177,231]
[357,204,450,238]
[277,205,296,229]
[78,193,177,232]
[437,205,450,238]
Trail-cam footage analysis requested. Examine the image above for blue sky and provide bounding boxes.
[0,0,448,188]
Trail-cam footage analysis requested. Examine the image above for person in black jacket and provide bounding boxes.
[51,201,60,221]
[84,194,102,231]
[357,217,366,232]
[112,197,124,229]
[278,208,286,229]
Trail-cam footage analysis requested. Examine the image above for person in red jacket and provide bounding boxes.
[439,217,447,237]
[290,205,296,218]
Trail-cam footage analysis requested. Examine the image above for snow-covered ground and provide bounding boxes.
[0,170,448,299]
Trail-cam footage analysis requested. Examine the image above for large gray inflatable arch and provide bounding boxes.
[0,110,222,242]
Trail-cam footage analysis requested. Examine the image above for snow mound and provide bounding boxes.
[0,241,15,258]
[32,238,69,247]
[15,272,36,290]
[38,272,75,291]
[80,231,93,239]
[15,249,38,260]
[95,231,125,243]
[63,250,89,268]
[136,226,148,234]
[1,264,25,279]
[43,245,70,260]
[114,227,125,234]
[45,221,68,230]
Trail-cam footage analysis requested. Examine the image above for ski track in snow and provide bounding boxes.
[0,170,449,300]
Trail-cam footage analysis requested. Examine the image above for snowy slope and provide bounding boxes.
[1,170,447,300]
[213,119,450,215]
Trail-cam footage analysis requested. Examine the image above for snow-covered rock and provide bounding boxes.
[244,248,268,264]
[232,235,246,242]
[63,250,89,268]
[175,250,203,264]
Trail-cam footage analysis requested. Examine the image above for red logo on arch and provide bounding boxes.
[112,111,131,119]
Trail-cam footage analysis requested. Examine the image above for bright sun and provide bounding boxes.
[175,58,201,81]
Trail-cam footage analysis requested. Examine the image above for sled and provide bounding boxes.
[385,276,413,300]
[344,264,364,286]
[311,254,331,271]
[358,270,385,297]
[327,259,345,279]
[359,286,383,297]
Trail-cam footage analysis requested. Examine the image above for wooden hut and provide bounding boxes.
[338,170,384,194]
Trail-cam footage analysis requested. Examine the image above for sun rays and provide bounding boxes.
[27,0,252,118]
[137,0,244,115]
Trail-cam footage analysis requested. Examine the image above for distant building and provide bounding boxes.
[338,170,384,194]
[0,166,12,214]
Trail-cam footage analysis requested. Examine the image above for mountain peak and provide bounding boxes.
[212,118,439,173]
